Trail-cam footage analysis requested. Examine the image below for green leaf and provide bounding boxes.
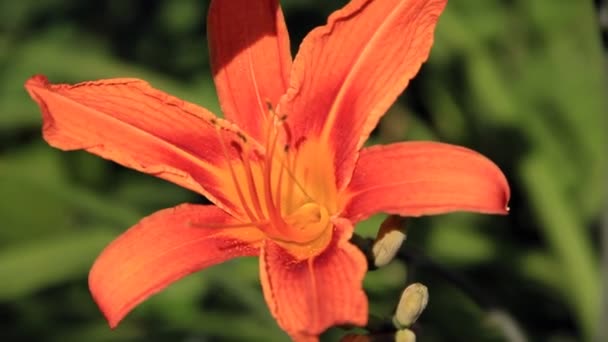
[0,228,115,300]
[520,153,599,339]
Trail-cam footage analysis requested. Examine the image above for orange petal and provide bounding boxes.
[208,0,291,142]
[341,142,510,222]
[259,219,368,340]
[280,0,447,189]
[89,204,264,328]
[25,75,259,216]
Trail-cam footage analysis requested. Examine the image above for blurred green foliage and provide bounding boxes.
[0,0,606,341]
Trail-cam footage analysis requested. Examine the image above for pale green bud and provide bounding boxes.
[393,283,429,328]
[395,329,416,342]
[372,215,407,267]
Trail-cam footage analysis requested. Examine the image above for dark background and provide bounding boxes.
[0,0,606,341]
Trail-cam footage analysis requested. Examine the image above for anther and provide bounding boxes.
[265,99,273,111]
[214,126,258,223]
[294,136,307,149]
[282,121,293,145]
[236,131,247,143]
[230,141,243,155]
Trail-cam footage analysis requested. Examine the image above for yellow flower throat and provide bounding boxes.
[213,111,337,259]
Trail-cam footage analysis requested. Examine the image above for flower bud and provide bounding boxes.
[395,328,416,342]
[393,283,429,328]
[372,215,407,267]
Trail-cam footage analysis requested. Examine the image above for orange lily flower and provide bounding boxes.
[25,0,509,340]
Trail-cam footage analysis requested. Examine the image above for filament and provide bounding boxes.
[239,149,266,220]
[263,114,284,229]
[214,126,258,223]
[281,141,313,206]
[274,148,286,217]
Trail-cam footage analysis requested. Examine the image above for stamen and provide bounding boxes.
[280,140,314,207]
[214,126,259,223]
[275,153,286,217]
[262,115,284,229]
[239,147,266,220]
[282,121,293,147]
[265,99,274,112]
[294,136,307,149]
[287,136,312,202]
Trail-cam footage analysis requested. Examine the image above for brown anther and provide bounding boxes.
[282,121,293,145]
[294,136,307,149]
[265,99,273,111]
[229,141,243,155]
[236,131,247,143]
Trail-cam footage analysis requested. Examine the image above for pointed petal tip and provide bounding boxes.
[106,314,121,330]
[87,204,263,330]
[88,267,129,330]
[496,171,511,215]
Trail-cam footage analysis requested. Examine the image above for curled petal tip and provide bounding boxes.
[25,74,49,89]
[343,142,512,221]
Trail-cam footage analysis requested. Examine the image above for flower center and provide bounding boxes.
[284,202,329,243]
[213,111,337,259]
